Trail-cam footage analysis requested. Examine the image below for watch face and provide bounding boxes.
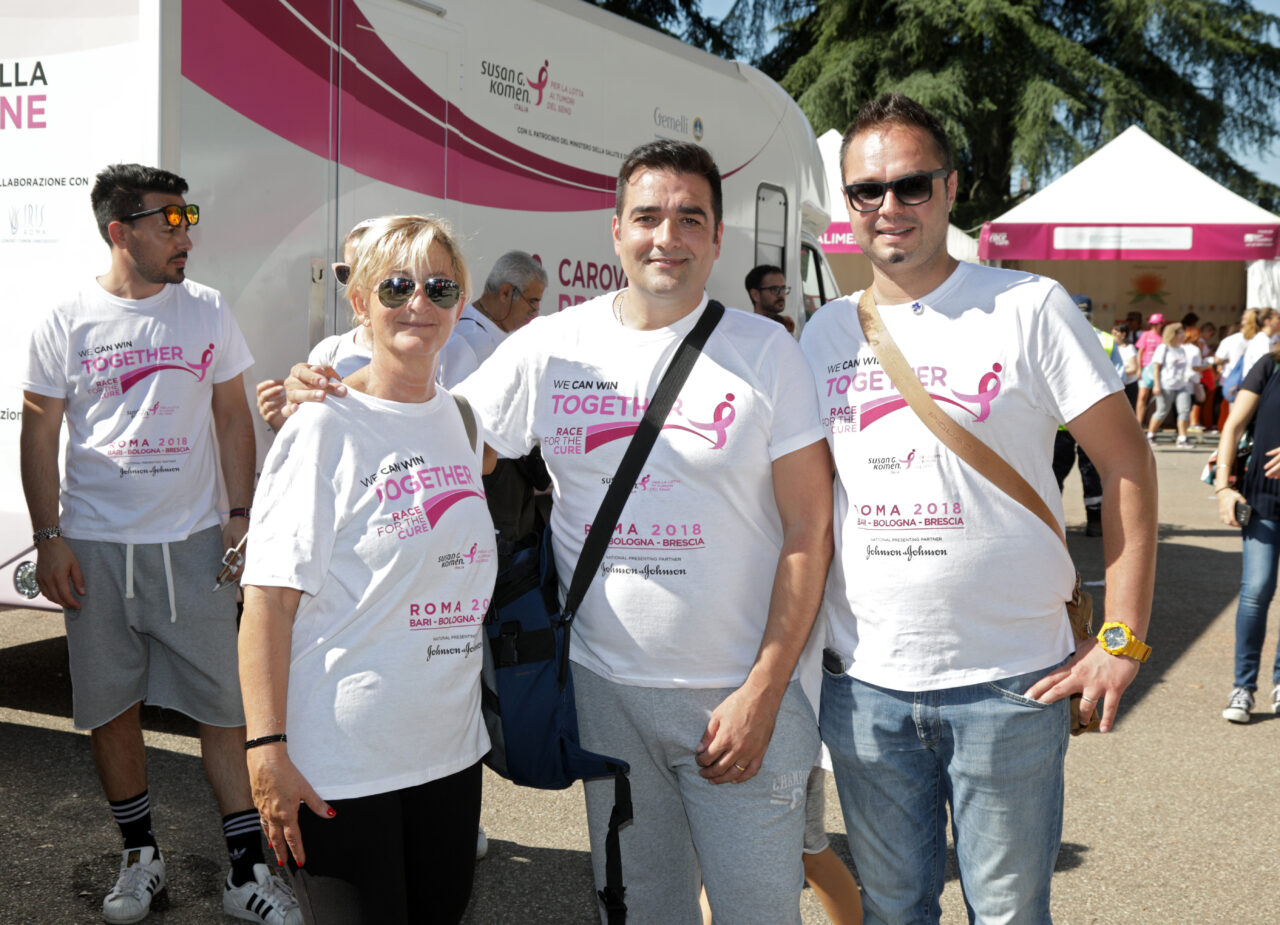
[1103,626,1128,650]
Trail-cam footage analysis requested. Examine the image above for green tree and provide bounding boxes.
[721,0,1280,228]
[585,0,736,55]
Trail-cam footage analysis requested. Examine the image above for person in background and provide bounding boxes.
[1212,337,1280,724]
[239,214,494,925]
[745,264,795,332]
[1113,321,1140,408]
[1240,307,1280,381]
[437,250,547,385]
[1052,295,1124,536]
[1147,322,1197,447]
[1216,309,1255,431]
[1134,311,1167,425]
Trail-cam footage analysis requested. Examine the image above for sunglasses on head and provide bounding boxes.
[376,276,462,310]
[843,168,950,213]
[121,204,200,227]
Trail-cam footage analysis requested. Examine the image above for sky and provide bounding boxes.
[698,0,1280,187]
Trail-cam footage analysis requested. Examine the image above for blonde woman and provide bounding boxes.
[1148,322,1193,446]
[239,215,495,924]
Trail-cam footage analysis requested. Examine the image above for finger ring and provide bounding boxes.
[1080,695,1097,704]
[733,762,747,772]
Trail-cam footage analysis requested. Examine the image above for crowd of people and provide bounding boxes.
[22,92,1183,925]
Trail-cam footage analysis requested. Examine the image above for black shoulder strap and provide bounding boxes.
[559,300,724,660]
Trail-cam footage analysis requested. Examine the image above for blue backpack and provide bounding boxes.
[477,301,724,925]
[1223,354,1247,403]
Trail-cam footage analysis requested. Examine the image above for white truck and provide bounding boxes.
[0,0,839,608]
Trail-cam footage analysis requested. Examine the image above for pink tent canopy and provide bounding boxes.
[980,126,1280,262]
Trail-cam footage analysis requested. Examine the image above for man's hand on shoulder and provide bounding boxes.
[282,363,345,417]
[36,537,85,610]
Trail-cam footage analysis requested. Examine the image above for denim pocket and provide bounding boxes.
[984,657,1068,709]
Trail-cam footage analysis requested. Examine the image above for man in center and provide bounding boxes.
[459,141,833,923]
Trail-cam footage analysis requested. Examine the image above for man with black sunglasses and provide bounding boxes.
[799,94,1157,923]
[20,164,300,925]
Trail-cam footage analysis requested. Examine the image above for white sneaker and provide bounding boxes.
[476,825,489,860]
[103,846,165,924]
[1271,685,1280,714]
[1223,686,1254,723]
[1176,436,1190,448]
[223,864,302,925]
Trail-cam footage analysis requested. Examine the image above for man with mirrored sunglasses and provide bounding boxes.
[799,94,1156,924]
[20,163,300,925]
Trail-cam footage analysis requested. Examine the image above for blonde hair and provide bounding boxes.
[342,218,382,330]
[347,214,470,318]
[1242,308,1276,340]
[1161,322,1184,345]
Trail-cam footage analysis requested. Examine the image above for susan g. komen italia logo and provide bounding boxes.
[583,393,737,453]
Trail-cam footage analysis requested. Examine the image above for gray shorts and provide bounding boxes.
[803,766,830,854]
[574,665,820,925]
[64,525,244,730]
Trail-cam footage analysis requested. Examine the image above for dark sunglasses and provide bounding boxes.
[121,203,200,227]
[376,277,462,310]
[333,263,351,286]
[843,168,950,213]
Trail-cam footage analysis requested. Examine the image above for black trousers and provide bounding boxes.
[1052,429,1101,506]
[289,762,482,925]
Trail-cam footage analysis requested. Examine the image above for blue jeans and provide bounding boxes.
[821,658,1068,925]
[1233,516,1280,691]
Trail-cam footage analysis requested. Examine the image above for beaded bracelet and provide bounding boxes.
[244,734,287,751]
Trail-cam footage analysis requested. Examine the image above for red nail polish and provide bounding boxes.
[277,859,284,867]
[327,808,336,818]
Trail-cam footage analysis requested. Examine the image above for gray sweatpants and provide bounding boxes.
[575,664,819,925]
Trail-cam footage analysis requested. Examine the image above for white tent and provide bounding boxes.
[816,129,978,262]
[980,126,1280,269]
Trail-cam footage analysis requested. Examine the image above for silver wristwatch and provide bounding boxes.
[32,526,64,544]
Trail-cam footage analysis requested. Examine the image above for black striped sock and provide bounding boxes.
[109,791,157,851]
[223,810,265,886]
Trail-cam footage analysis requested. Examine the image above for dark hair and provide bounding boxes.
[615,140,722,229]
[91,163,189,244]
[839,93,953,179]
[745,264,783,294]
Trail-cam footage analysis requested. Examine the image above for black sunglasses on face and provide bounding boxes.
[376,277,462,310]
[756,285,790,296]
[843,168,950,213]
[333,263,351,286]
[121,204,200,227]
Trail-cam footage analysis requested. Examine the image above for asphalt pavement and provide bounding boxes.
[1,439,1277,924]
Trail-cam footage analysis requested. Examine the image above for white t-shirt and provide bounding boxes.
[1116,342,1139,385]
[1151,343,1188,392]
[456,293,824,688]
[23,279,254,542]
[241,386,495,800]
[308,328,372,379]
[439,304,507,388]
[1242,332,1278,379]
[799,263,1121,691]
[1181,343,1204,389]
[1216,331,1247,372]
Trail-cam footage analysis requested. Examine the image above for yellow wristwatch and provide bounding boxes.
[1097,622,1151,663]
